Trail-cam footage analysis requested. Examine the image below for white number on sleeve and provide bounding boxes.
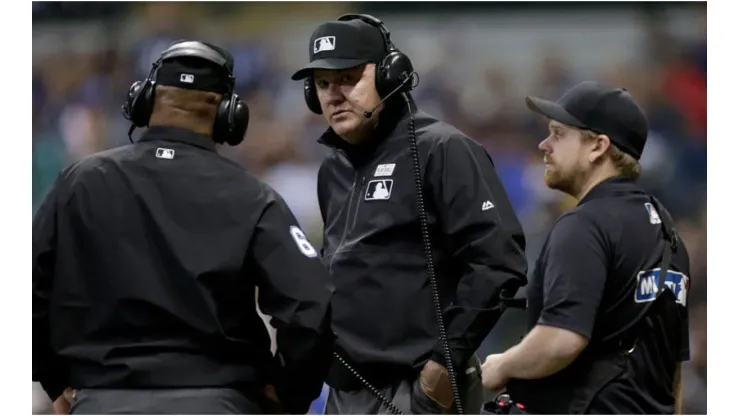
[290,226,318,258]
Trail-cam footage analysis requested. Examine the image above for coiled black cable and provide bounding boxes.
[403,91,464,415]
[331,74,463,416]
[334,352,404,415]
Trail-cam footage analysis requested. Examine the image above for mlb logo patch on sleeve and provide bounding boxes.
[365,180,393,201]
[644,202,662,224]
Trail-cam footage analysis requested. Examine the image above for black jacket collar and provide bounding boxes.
[317,99,417,164]
[138,126,217,152]
[578,175,641,206]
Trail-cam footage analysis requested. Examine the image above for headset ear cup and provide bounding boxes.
[227,98,249,146]
[123,81,142,122]
[376,51,414,97]
[304,77,322,115]
[213,96,232,145]
[213,94,249,147]
[126,80,156,127]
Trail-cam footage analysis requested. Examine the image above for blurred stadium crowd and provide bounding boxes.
[32,2,706,414]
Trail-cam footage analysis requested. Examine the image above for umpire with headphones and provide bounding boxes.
[33,40,335,414]
[291,15,528,415]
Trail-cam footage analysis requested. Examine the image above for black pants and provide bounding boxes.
[69,388,265,414]
[324,355,484,415]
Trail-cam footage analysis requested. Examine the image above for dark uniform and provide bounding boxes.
[316,102,528,413]
[504,82,691,414]
[32,126,335,414]
[290,16,528,414]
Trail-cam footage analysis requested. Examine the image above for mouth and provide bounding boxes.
[332,110,351,118]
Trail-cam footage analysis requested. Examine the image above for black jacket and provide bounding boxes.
[316,103,528,390]
[32,126,334,414]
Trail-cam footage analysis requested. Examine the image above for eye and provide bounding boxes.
[341,74,356,84]
[315,79,329,89]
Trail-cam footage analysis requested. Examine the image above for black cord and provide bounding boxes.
[331,75,463,416]
[334,352,404,415]
[403,92,464,415]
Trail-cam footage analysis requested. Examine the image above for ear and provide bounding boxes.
[589,134,612,163]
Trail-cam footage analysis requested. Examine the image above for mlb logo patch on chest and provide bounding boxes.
[365,179,393,201]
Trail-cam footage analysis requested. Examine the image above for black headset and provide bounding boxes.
[303,14,415,115]
[122,40,249,146]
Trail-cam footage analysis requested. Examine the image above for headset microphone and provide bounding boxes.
[364,72,418,119]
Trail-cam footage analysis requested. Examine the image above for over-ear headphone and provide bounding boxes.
[303,14,415,115]
[122,40,249,146]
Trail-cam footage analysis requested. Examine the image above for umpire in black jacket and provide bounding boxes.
[32,41,334,415]
[291,15,528,414]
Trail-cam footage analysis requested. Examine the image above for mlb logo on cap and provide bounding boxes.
[179,73,195,84]
[314,36,336,53]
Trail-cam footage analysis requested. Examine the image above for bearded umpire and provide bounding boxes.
[481,81,692,414]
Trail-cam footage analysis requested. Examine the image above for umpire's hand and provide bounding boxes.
[263,384,285,414]
[52,388,75,415]
[481,354,509,393]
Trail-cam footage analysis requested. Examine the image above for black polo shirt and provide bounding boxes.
[508,176,691,414]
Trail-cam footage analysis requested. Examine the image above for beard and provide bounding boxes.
[544,163,580,196]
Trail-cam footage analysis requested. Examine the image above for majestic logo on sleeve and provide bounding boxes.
[634,268,689,307]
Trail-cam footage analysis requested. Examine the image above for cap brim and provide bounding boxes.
[525,96,587,129]
[291,58,369,80]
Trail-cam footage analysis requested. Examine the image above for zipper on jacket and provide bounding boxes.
[329,173,365,273]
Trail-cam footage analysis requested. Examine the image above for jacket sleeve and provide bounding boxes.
[427,136,528,370]
[32,177,69,401]
[249,193,335,414]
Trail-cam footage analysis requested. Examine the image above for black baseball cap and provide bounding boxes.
[525,81,648,160]
[156,41,234,94]
[291,19,386,80]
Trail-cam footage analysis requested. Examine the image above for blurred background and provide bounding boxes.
[32,1,707,414]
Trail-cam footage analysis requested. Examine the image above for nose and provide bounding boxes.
[538,136,551,153]
[324,82,345,104]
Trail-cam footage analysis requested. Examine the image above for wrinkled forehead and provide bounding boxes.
[313,64,369,81]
